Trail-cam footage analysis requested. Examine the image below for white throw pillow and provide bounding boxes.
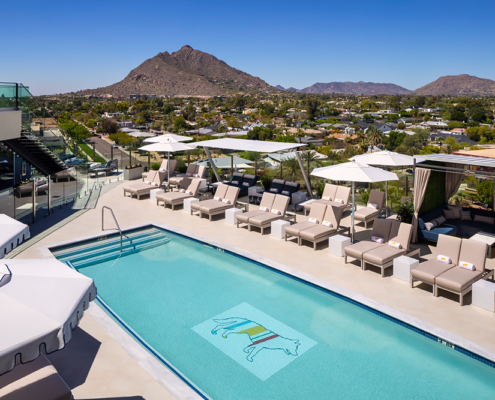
[308,217,319,224]
[259,206,269,212]
[459,261,475,271]
[388,240,402,249]
[371,236,384,244]
[368,202,378,209]
[214,196,222,202]
[322,220,333,227]
[222,199,231,204]
[437,255,452,264]
[271,209,281,215]
[334,198,344,204]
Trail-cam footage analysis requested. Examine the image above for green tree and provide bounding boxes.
[304,97,320,120]
[383,131,406,150]
[293,128,305,143]
[477,180,494,206]
[173,116,187,131]
[366,125,384,147]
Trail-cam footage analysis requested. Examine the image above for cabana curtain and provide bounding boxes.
[412,168,431,243]
[445,163,465,202]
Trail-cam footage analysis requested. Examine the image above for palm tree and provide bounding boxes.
[293,128,305,143]
[282,157,300,182]
[366,125,385,148]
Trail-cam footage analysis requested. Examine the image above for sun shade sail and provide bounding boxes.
[191,138,306,153]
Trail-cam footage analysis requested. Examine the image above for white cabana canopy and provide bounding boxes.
[144,134,192,143]
[190,138,306,152]
[0,259,96,375]
[0,214,30,259]
[311,161,399,241]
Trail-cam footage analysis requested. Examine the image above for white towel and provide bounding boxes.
[222,199,231,204]
[368,202,378,209]
[271,209,281,215]
[259,206,269,212]
[334,198,344,204]
[388,240,402,249]
[322,220,333,227]
[371,236,384,243]
[145,180,151,185]
[179,189,186,193]
[322,195,331,201]
[185,190,193,195]
[308,217,319,224]
[214,196,222,202]
[193,174,200,178]
[159,169,167,172]
[459,261,475,271]
[151,182,158,187]
[437,255,452,264]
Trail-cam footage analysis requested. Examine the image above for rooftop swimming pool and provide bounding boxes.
[52,226,495,399]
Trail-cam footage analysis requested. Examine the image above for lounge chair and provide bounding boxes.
[434,239,490,305]
[247,194,290,235]
[285,202,327,244]
[304,184,351,215]
[282,181,301,203]
[410,234,462,295]
[304,184,338,215]
[299,205,346,250]
[156,178,201,210]
[194,185,240,221]
[90,159,118,177]
[169,163,199,187]
[353,189,385,228]
[237,192,277,228]
[123,170,166,199]
[344,219,398,267]
[142,159,177,181]
[249,179,285,203]
[191,183,229,215]
[362,222,420,276]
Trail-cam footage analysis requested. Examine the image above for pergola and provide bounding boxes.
[191,138,311,196]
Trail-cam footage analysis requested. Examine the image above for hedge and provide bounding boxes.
[419,162,446,214]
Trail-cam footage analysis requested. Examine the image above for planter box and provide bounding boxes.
[124,166,145,181]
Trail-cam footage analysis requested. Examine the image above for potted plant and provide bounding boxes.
[396,200,414,224]
[124,163,145,180]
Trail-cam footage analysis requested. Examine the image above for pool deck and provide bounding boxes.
[14,182,495,399]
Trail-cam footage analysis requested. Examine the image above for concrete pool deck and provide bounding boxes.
[13,181,495,399]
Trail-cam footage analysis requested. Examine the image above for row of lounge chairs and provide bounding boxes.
[224,172,258,197]
[123,170,167,199]
[142,160,177,181]
[170,163,207,187]
[191,184,240,220]
[156,178,202,210]
[249,179,301,204]
[304,184,352,215]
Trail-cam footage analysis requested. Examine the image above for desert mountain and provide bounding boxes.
[414,74,495,96]
[296,81,411,95]
[77,45,272,97]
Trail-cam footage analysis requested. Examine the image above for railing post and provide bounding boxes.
[15,83,19,110]
[47,175,51,215]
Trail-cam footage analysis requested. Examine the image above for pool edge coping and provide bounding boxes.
[39,221,495,397]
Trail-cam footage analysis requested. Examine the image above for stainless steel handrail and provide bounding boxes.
[102,206,123,252]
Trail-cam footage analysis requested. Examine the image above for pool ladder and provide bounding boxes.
[102,206,123,252]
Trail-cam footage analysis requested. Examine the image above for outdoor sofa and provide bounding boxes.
[224,172,258,197]
[353,189,386,228]
[190,183,240,220]
[411,234,492,305]
[142,159,177,181]
[304,184,352,215]
[249,179,301,204]
[123,170,166,199]
[156,178,201,210]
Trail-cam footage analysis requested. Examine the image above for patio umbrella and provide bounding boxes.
[311,160,399,242]
[143,134,192,143]
[139,138,194,188]
[0,258,96,375]
[350,151,414,214]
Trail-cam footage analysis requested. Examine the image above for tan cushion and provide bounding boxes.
[344,241,384,259]
[307,202,327,222]
[411,259,455,283]
[363,246,406,265]
[0,355,72,400]
[371,219,393,242]
[354,207,381,221]
[368,189,385,210]
[435,267,483,292]
[435,235,462,265]
[126,183,155,194]
[458,239,487,273]
[200,203,232,213]
[304,199,331,211]
[259,192,276,209]
[300,225,336,241]
[285,221,318,236]
[236,210,265,223]
[389,223,413,251]
[334,186,350,205]
[321,184,338,201]
[157,192,191,204]
[169,176,184,185]
[249,213,281,226]
[191,199,217,211]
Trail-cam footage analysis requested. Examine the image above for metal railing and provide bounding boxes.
[102,206,123,252]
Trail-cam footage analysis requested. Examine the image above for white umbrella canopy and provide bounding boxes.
[144,134,192,143]
[0,259,96,375]
[311,161,399,241]
[139,137,194,188]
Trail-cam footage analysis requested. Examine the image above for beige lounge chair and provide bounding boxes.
[237,192,276,228]
[435,239,490,305]
[142,159,177,181]
[353,190,385,228]
[362,223,420,276]
[299,205,346,250]
[248,195,290,235]
[196,186,240,221]
[123,170,166,199]
[410,234,462,295]
[156,178,201,210]
[191,183,229,215]
[304,184,352,215]
[285,202,327,244]
[169,164,199,187]
[344,219,397,267]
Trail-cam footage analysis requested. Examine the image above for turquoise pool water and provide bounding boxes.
[57,228,495,399]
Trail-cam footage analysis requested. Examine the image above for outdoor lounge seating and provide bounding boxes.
[90,158,118,177]
[190,183,240,220]
[142,159,177,181]
[285,202,328,244]
[299,205,346,250]
[362,222,420,276]
[411,235,492,304]
[304,184,352,215]
[169,163,204,187]
[353,189,385,228]
[249,179,301,204]
[344,219,399,267]
[14,180,48,198]
[237,192,277,227]
[53,170,73,182]
[156,178,201,210]
[245,194,290,235]
[224,172,258,197]
[123,170,166,199]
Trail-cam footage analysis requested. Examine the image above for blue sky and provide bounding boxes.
[2,0,495,95]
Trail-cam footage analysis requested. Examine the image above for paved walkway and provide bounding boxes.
[14,182,495,399]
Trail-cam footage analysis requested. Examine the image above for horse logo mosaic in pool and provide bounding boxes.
[192,303,317,380]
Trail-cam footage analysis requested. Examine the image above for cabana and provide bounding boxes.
[190,138,311,196]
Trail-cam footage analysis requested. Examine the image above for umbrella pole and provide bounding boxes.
[148,152,150,171]
[280,158,283,179]
[167,152,170,190]
[351,181,355,243]
[386,180,389,217]
[231,155,233,176]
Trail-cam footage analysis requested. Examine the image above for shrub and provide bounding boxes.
[477,180,494,206]
[396,200,414,224]
[360,189,370,205]
[260,173,274,190]
[150,162,161,171]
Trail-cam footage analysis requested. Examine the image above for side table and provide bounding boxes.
[328,235,351,257]
[150,188,164,203]
[472,280,495,312]
[271,220,290,239]
[226,208,243,225]
[183,197,199,213]
[393,256,419,283]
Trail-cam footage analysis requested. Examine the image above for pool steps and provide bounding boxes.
[52,227,169,267]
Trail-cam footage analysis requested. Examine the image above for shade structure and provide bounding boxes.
[190,138,306,152]
[311,161,399,241]
[144,134,192,143]
[350,151,415,214]
[139,138,194,188]
[0,259,96,375]
[196,156,253,169]
[0,214,30,259]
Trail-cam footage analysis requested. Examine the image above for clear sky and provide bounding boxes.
[2,0,495,95]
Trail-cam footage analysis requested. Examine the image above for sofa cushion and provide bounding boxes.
[344,241,383,259]
[418,218,425,230]
[363,246,406,265]
[443,209,455,220]
[447,205,462,219]
[473,215,495,225]
[411,259,455,283]
[435,267,483,292]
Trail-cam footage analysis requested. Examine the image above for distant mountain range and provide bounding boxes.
[73,46,495,97]
[76,45,272,97]
[276,82,411,95]
[413,74,495,96]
